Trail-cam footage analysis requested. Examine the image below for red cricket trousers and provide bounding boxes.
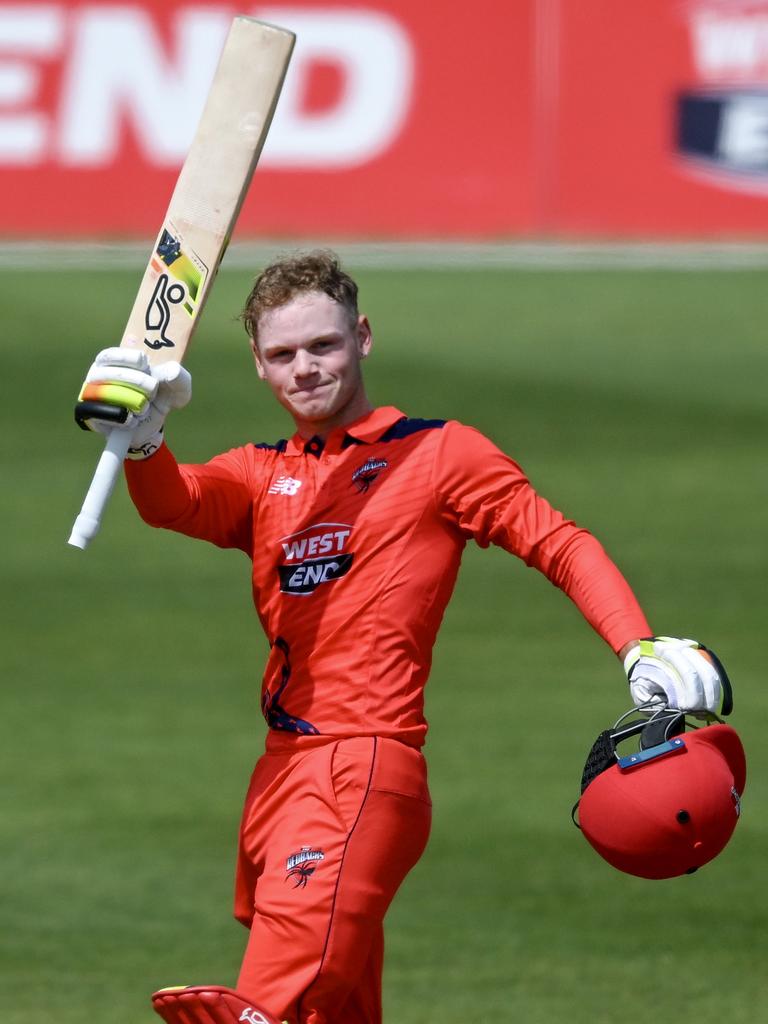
[234,733,432,1024]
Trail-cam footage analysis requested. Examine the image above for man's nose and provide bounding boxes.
[293,349,317,376]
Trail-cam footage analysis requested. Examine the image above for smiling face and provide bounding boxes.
[251,290,373,438]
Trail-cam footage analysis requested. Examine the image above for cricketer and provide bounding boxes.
[76,250,731,1024]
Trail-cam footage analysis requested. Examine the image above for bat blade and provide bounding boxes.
[68,17,295,549]
[123,17,294,366]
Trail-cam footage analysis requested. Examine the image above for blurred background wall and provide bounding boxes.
[2,0,768,239]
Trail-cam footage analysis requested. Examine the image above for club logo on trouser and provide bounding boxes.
[285,846,325,887]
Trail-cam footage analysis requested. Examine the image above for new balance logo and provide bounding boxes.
[268,476,302,495]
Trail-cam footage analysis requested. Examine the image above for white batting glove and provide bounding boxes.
[624,636,733,717]
[75,348,191,459]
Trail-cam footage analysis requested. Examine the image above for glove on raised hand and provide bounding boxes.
[624,636,732,717]
[76,348,191,459]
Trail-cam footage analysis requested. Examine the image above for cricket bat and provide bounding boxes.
[68,16,295,549]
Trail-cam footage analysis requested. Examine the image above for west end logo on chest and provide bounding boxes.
[277,522,354,596]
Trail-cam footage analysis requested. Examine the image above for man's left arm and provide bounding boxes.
[433,422,731,716]
[542,536,731,716]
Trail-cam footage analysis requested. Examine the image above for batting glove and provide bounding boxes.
[624,637,733,717]
[75,348,191,459]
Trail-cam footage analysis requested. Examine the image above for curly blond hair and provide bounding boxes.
[241,249,359,344]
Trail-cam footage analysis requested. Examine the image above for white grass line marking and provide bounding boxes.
[2,239,768,271]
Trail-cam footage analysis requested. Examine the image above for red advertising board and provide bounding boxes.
[553,0,768,236]
[2,0,768,238]
[0,1,535,237]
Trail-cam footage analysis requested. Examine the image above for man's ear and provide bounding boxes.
[357,315,373,359]
[250,338,267,380]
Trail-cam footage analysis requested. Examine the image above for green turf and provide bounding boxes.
[2,263,766,1023]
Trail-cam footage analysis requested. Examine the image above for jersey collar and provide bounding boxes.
[344,406,405,442]
[285,406,405,456]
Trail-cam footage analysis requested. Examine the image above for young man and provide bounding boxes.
[77,251,729,1024]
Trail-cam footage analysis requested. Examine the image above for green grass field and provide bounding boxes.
[2,260,766,1023]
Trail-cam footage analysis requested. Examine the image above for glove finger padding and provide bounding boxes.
[152,362,192,413]
[664,645,721,714]
[77,348,158,433]
[76,390,148,433]
[93,347,150,371]
[84,363,160,397]
[75,349,191,458]
[626,657,685,708]
[700,643,734,715]
[625,637,731,716]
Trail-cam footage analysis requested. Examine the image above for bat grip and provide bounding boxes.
[68,429,133,549]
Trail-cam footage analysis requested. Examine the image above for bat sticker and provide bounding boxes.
[156,229,182,265]
[143,229,209,349]
[143,273,185,350]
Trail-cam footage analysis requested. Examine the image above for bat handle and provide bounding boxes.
[68,429,133,549]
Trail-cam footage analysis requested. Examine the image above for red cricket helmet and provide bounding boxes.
[574,709,746,879]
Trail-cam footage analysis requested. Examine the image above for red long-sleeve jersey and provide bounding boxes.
[125,406,650,748]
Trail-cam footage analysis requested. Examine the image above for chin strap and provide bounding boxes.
[152,985,280,1024]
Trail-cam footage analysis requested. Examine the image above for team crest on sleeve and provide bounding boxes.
[286,846,325,888]
[351,458,388,493]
